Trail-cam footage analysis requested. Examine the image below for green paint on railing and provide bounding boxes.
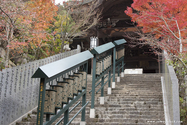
[113,39,127,46]
[96,74,113,94]
[90,42,115,55]
[66,101,89,125]
[44,90,86,125]
[32,51,93,78]
[89,75,108,93]
[32,50,92,125]
[55,101,81,125]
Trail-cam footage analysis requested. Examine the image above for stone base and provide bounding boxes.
[117,77,120,82]
[80,121,86,125]
[100,97,104,104]
[124,68,143,74]
[107,87,111,94]
[112,82,115,88]
[121,72,124,77]
[90,109,95,118]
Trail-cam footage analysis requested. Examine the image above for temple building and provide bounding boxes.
[69,0,161,73]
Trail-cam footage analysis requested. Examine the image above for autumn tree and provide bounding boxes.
[0,0,31,68]
[53,0,101,52]
[52,6,72,52]
[0,0,58,69]
[125,0,187,57]
[26,0,58,59]
[125,1,187,123]
[0,0,99,69]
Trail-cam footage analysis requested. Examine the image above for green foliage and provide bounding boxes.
[180,97,187,124]
[27,54,35,61]
[167,59,187,76]
[46,37,62,54]
[0,58,5,71]
[46,5,74,53]
[53,7,75,35]
[1,2,74,69]
[168,58,187,125]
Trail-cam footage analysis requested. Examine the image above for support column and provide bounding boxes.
[121,59,124,77]
[90,55,96,118]
[64,108,69,124]
[81,63,88,125]
[100,76,104,104]
[108,70,111,94]
[112,47,116,88]
[117,64,120,82]
[36,78,46,125]
[81,93,86,125]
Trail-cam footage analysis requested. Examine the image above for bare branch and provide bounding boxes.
[0,7,15,27]
[160,15,179,40]
[175,20,182,52]
[65,0,102,38]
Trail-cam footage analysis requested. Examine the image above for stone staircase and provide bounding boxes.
[16,74,165,125]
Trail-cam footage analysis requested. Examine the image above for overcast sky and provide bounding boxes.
[55,0,68,5]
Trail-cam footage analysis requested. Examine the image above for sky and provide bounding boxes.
[55,0,68,5]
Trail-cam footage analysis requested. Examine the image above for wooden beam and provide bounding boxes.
[98,27,138,37]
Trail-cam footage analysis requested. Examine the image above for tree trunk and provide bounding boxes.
[179,38,182,53]
[5,23,14,68]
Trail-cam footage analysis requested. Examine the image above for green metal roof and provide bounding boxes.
[113,39,127,46]
[32,50,93,78]
[90,42,115,55]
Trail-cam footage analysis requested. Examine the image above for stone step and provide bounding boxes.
[16,122,36,125]
[28,106,164,118]
[87,84,162,87]
[17,120,165,125]
[84,96,163,100]
[82,102,163,108]
[74,101,164,106]
[16,74,165,125]
[16,109,165,124]
[25,111,164,124]
[87,118,165,122]
[68,113,165,118]
[82,122,165,125]
[19,104,164,123]
[66,107,164,113]
[87,90,163,94]
[71,118,165,125]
